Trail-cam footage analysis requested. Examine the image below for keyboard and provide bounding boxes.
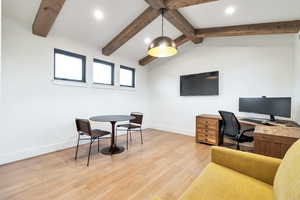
[241,118,300,127]
[240,118,264,124]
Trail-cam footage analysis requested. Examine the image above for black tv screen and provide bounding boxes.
[180,71,219,96]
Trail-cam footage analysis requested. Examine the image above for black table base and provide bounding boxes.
[89,115,135,156]
[101,146,125,155]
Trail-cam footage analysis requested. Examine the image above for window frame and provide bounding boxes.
[120,65,135,88]
[54,48,86,83]
[92,59,115,86]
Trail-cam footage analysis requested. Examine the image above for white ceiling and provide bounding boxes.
[3,0,300,61]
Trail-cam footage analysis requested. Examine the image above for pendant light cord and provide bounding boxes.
[161,8,164,36]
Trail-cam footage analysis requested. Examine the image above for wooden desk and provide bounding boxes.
[196,114,300,158]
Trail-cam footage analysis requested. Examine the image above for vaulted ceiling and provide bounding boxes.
[3,0,300,65]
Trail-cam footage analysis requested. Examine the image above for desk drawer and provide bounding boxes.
[197,135,217,145]
[197,118,218,127]
[196,116,220,145]
[197,128,217,137]
[197,123,218,130]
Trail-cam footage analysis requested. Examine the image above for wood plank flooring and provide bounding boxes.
[0,129,211,200]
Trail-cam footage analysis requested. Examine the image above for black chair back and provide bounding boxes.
[130,112,143,125]
[218,111,241,138]
[75,119,92,136]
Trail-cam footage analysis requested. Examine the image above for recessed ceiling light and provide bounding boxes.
[94,10,104,20]
[144,37,151,45]
[225,6,235,15]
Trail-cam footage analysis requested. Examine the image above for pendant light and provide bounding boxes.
[147,8,177,57]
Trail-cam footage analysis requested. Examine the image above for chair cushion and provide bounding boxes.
[274,139,300,200]
[91,129,110,138]
[179,163,274,200]
[239,134,254,142]
[117,123,141,129]
[224,133,253,143]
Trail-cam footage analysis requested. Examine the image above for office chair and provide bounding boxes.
[218,111,254,150]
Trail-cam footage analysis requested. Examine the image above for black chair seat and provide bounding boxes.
[239,135,254,142]
[225,133,254,143]
[117,123,141,129]
[91,129,110,138]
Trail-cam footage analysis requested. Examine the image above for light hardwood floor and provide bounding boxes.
[0,129,211,200]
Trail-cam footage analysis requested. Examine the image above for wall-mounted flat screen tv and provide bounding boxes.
[180,71,219,96]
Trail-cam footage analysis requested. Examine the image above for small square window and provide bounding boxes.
[120,66,135,88]
[93,59,114,85]
[54,49,86,82]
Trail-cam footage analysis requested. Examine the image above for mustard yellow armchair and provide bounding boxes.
[153,139,300,200]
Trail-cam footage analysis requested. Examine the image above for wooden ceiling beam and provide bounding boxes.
[139,34,198,66]
[102,7,160,56]
[165,0,218,9]
[139,20,300,66]
[164,9,201,44]
[145,0,201,44]
[145,0,166,9]
[139,55,158,66]
[174,34,194,45]
[196,20,300,38]
[32,0,65,37]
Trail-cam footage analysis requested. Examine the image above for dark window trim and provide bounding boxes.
[54,48,86,83]
[93,59,115,86]
[120,65,135,88]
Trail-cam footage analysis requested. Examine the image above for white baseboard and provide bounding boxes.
[150,123,195,136]
[0,130,142,166]
[0,139,77,165]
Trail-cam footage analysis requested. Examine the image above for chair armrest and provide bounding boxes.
[211,146,281,185]
[242,128,255,133]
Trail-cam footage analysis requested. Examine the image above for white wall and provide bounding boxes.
[294,33,300,122]
[148,35,296,135]
[0,1,3,113]
[1,15,298,165]
[0,17,150,165]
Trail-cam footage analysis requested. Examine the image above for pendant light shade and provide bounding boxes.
[147,36,177,57]
[147,9,177,58]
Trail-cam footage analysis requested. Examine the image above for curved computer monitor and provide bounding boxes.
[239,97,291,121]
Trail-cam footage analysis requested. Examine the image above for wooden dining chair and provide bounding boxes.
[117,112,144,149]
[75,119,110,166]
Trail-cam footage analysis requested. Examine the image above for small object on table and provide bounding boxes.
[89,115,135,155]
